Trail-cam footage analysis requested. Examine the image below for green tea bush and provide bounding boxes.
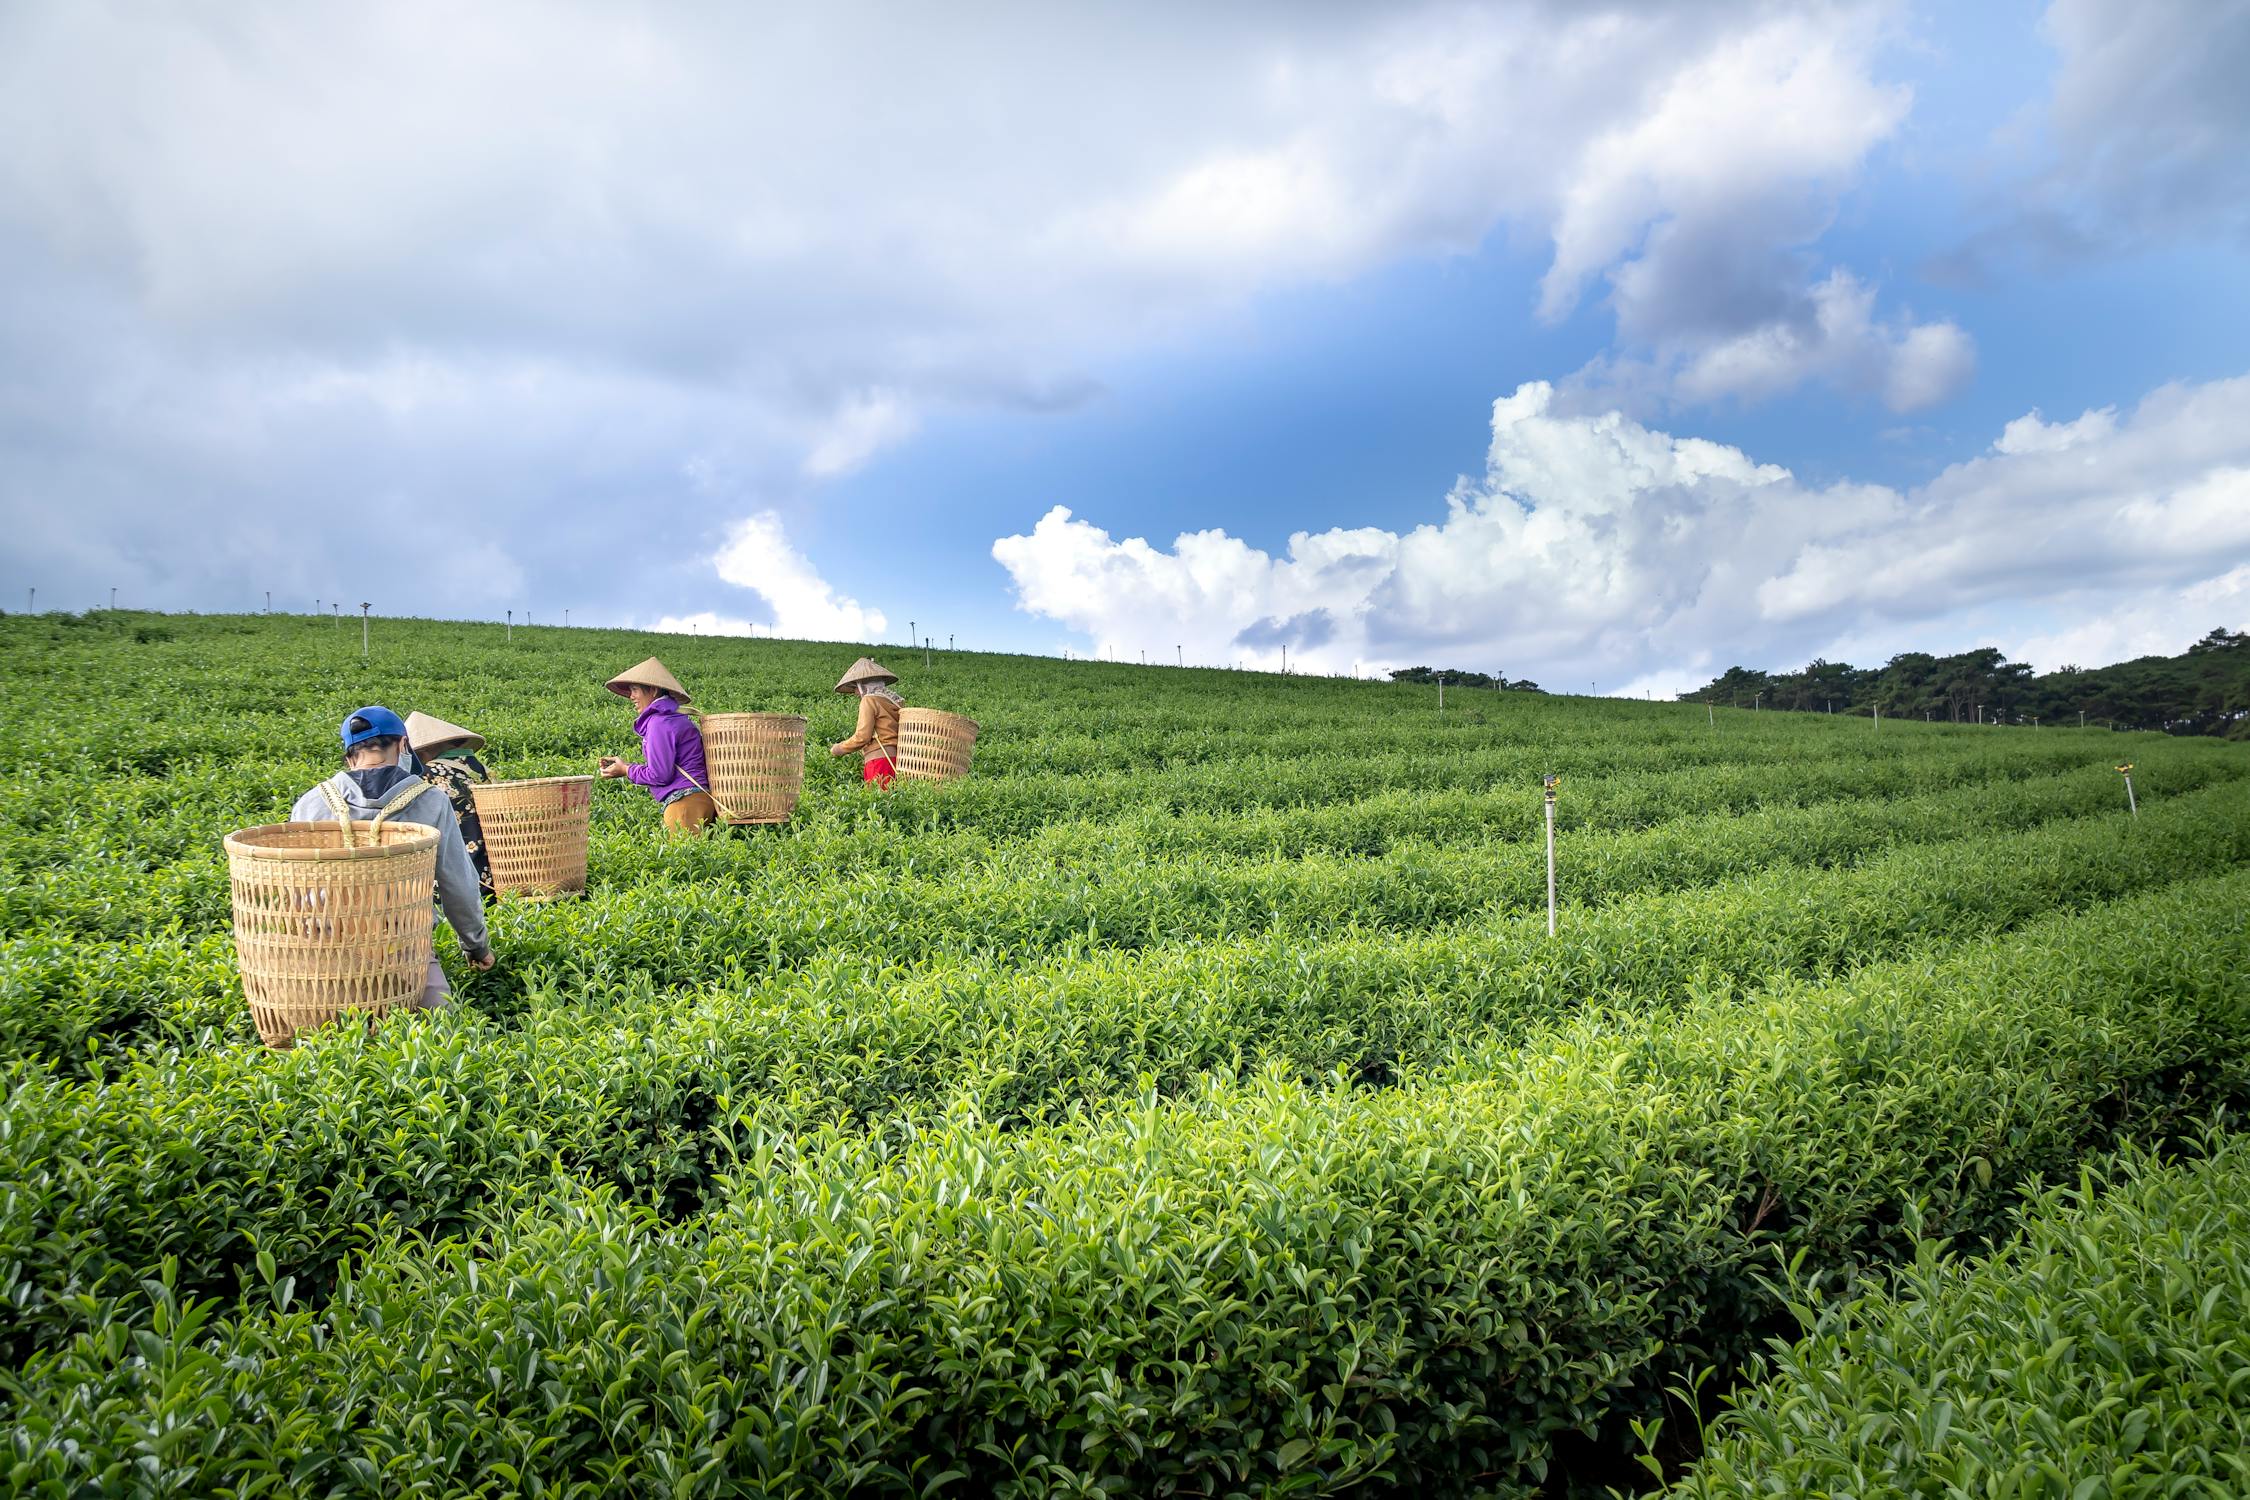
[5,785,2244,1364]
[3,612,2245,1493]
[8,873,2249,1497]
[1663,1129,2250,1498]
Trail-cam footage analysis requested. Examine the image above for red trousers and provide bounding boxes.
[864,756,896,787]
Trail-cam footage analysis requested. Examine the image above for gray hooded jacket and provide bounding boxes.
[290,765,492,959]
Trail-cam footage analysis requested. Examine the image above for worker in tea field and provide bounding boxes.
[829,656,904,786]
[290,706,496,1008]
[598,656,719,832]
[405,711,495,903]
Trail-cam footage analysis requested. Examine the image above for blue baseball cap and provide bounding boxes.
[341,705,408,747]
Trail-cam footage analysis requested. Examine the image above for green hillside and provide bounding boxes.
[4,610,2249,1496]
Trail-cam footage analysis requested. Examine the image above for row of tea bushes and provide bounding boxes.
[8,873,2250,1497]
[1664,1129,2250,1497]
[0,726,2149,948]
[5,754,2217,1073]
[1,790,2245,1367]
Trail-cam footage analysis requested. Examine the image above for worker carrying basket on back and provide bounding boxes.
[829,656,904,787]
[405,710,496,903]
[598,656,719,833]
[289,706,496,1010]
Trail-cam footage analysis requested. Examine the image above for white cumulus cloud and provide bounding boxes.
[994,373,2250,685]
[682,511,887,642]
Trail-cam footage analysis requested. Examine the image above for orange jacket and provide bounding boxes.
[832,693,902,760]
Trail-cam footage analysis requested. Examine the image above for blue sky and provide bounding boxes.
[2,1,2246,692]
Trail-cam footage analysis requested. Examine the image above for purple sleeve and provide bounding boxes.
[627,717,681,787]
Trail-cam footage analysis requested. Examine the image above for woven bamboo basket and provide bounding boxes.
[896,707,980,783]
[472,775,594,899]
[224,820,440,1049]
[701,713,809,824]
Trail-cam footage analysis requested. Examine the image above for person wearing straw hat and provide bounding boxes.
[288,706,496,1010]
[597,656,719,832]
[405,711,496,903]
[829,657,904,786]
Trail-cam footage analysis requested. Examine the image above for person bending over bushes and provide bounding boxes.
[597,656,718,833]
[829,656,904,787]
[405,710,495,902]
[290,705,496,1010]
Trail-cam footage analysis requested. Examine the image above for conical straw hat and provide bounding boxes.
[834,656,899,695]
[404,710,485,754]
[605,656,691,703]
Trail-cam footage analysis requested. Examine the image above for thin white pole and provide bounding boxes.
[2119,764,2138,818]
[1543,774,1560,937]
[359,603,370,656]
[1708,703,1714,728]
[507,608,513,643]
[1438,676,1445,712]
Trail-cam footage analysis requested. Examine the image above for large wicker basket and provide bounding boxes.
[896,707,980,782]
[224,820,440,1049]
[472,775,594,898]
[702,713,808,824]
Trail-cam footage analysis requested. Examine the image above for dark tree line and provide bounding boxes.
[1390,666,1545,692]
[1678,628,2249,737]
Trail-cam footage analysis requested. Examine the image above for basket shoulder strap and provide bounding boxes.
[370,776,430,837]
[316,780,358,848]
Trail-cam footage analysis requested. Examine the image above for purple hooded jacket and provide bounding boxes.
[628,697,709,803]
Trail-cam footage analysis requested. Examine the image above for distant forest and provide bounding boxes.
[1676,627,2249,737]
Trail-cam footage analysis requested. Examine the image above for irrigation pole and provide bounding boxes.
[1542,774,1560,937]
[359,603,370,657]
[2117,763,2138,819]
[1438,674,1445,712]
[110,587,117,610]
[925,638,931,668]
[1707,703,1714,728]
[507,609,513,644]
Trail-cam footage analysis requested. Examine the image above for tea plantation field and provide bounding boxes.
[4,610,2249,1496]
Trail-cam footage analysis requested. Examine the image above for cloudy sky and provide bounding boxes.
[2,0,2246,691]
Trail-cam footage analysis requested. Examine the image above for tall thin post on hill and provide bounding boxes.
[1707,703,1713,728]
[1542,774,1561,937]
[360,603,370,657]
[507,609,513,644]
[2117,763,2138,819]
[1438,674,1445,712]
